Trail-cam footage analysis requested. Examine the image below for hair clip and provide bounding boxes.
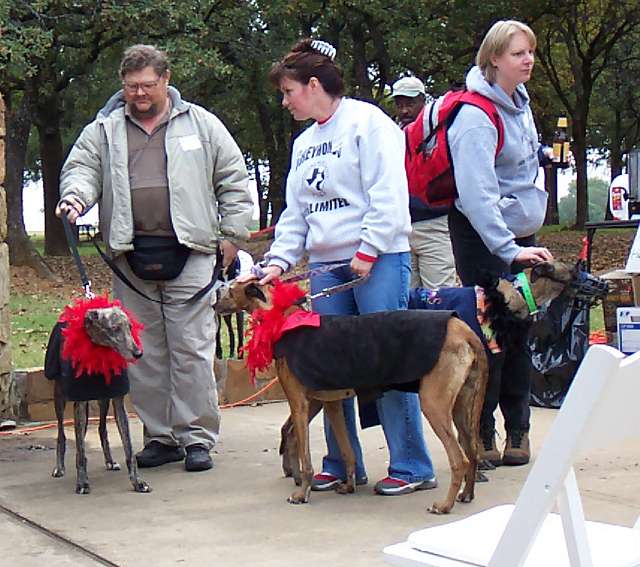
[310,40,336,61]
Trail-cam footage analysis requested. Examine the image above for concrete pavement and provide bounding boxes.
[0,402,638,566]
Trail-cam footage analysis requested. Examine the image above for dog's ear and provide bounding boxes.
[245,283,267,303]
[530,262,554,283]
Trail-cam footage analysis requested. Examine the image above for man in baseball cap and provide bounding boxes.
[392,76,426,128]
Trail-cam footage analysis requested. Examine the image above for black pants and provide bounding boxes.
[448,206,533,434]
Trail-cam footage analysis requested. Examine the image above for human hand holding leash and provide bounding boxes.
[236,264,283,286]
[219,239,238,268]
[350,255,374,278]
[515,246,554,266]
[55,196,85,224]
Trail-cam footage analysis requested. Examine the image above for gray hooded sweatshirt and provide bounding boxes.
[448,66,548,265]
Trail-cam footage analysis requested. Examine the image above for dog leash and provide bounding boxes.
[92,238,224,305]
[308,274,370,299]
[252,261,369,300]
[61,215,223,305]
[61,216,95,299]
[282,262,351,283]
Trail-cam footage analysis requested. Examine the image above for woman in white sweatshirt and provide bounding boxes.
[257,39,437,496]
[447,20,553,468]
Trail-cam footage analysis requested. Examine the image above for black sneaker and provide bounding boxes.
[185,444,213,472]
[136,441,185,468]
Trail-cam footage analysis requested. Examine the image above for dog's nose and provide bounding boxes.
[133,349,143,359]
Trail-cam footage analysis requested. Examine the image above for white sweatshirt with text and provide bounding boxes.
[266,98,411,270]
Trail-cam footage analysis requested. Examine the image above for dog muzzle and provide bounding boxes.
[570,271,609,306]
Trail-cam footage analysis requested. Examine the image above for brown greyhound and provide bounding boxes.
[217,281,491,514]
[217,260,606,514]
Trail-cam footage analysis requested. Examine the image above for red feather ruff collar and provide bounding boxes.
[243,280,319,382]
[59,295,143,383]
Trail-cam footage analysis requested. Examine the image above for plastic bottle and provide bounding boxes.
[552,116,570,165]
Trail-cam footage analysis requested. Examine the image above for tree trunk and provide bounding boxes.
[543,165,560,225]
[610,109,624,179]
[350,21,374,102]
[573,123,589,229]
[255,160,268,230]
[4,93,56,278]
[35,93,68,256]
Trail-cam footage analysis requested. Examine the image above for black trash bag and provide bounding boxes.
[528,295,589,409]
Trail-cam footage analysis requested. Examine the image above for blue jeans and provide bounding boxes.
[310,252,435,483]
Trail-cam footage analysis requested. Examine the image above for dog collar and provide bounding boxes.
[516,272,538,316]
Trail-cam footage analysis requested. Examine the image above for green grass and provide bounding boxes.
[10,294,70,368]
[590,304,604,333]
[30,233,101,257]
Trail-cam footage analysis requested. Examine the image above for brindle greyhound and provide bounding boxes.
[217,260,602,514]
[47,306,151,494]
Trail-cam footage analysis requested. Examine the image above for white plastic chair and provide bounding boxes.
[384,345,640,567]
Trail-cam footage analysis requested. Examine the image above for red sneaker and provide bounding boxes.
[374,476,438,495]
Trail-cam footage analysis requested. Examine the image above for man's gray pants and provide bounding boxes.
[113,252,219,450]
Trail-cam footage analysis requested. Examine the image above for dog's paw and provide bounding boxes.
[105,461,121,471]
[457,491,474,503]
[51,467,65,478]
[428,502,450,515]
[287,492,309,504]
[76,483,91,495]
[133,480,152,493]
[335,482,355,495]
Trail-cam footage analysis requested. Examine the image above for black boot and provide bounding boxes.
[136,441,185,468]
[185,444,213,472]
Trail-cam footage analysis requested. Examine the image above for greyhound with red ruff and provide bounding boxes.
[217,260,607,514]
[218,278,492,514]
[45,295,151,495]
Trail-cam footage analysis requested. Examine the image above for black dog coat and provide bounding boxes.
[45,322,130,402]
[273,310,455,395]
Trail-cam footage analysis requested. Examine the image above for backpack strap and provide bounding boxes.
[455,91,504,156]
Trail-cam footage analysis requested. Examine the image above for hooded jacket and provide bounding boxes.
[448,66,548,264]
[59,87,253,255]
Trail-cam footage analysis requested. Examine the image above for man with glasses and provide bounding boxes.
[57,45,253,472]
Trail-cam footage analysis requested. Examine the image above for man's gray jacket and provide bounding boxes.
[59,87,253,254]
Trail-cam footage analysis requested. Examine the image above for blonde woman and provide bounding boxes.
[448,20,553,467]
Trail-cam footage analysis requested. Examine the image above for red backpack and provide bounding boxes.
[404,90,504,212]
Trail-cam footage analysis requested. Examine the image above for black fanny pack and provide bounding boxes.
[126,236,191,281]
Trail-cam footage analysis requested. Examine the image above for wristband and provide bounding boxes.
[355,251,377,263]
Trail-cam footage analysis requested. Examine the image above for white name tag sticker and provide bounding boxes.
[179,135,202,151]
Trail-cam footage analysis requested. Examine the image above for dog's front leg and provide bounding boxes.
[224,314,235,358]
[74,401,91,494]
[287,401,313,504]
[98,399,120,471]
[323,400,356,494]
[112,397,151,493]
[236,313,244,359]
[52,381,66,478]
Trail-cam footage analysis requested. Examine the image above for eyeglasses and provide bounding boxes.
[122,79,162,93]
